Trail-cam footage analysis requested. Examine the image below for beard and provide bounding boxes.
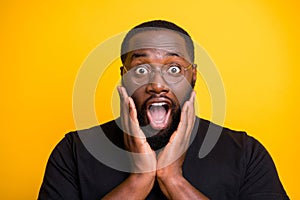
[131,81,195,151]
[136,96,181,151]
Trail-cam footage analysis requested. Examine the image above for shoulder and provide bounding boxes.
[62,119,122,145]
[196,118,252,152]
[52,119,121,158]
[196,118,289,198]
[193,117,273,164]
[199,119,289,199]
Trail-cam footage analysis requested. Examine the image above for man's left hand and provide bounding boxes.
[156,91,196,198]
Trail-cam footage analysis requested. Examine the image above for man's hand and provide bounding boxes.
[156,91,208,199]
[156,91,195,191]
[118,86,157,173]
[157,91,196,170]
[102,86,156,200]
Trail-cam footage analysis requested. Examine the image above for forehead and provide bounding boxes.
[127,30,191,62]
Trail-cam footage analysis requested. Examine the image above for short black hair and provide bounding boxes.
[120,20,194,64]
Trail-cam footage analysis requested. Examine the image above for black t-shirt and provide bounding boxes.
[38,118,289,199]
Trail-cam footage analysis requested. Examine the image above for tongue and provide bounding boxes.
[148,106,167,130]
[149,106,166,122]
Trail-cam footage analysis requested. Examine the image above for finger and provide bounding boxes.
[121,89,147,141]
[128,97,148,141]
[182,92,196,146]
[170,91,195,145]
[189,90,196,102]
[126,96,151,153]
[117,87,126,128]
[169,101,189,143]
[118,86,131,135]
[128,96,138,124]
[186,91,196,134]
[117,87,127,124]
[180,98,189,131]
[117,86,125,101]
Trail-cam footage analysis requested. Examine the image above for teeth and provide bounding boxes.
[151,102,167,106]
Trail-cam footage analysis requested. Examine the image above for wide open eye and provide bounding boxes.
[167,65,182,75]
[134,65,150,75]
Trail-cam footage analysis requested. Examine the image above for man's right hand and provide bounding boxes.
[118,86,157,173]
[102,86,157,200]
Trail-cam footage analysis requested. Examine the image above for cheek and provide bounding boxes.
[123,82,140,97]
[169,77,193,104]
[130,87,147,111]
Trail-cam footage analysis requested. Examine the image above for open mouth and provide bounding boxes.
[147,101,171,130]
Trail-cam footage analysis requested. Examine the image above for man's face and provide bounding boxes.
[122,30,196,150]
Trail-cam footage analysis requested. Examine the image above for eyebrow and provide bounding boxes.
[131,52,148,59]
[130,51,181,60]
[166,52,180,57]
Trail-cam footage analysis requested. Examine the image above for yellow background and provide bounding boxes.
[1,0,299,199]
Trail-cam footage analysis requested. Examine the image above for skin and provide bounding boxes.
[102,30,209,200]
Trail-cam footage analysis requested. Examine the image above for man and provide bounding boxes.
[39,20,289,199]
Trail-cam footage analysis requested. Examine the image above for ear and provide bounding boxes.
[120,66,125,76]
[192,64,197,85]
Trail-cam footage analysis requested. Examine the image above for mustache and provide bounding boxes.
[143,94,175,105]
[142,94,177,110]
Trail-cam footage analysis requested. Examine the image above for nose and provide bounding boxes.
[146,69,169,94]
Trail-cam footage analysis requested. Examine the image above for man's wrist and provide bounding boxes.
[129,172,156,186]
[157,169,183,185]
